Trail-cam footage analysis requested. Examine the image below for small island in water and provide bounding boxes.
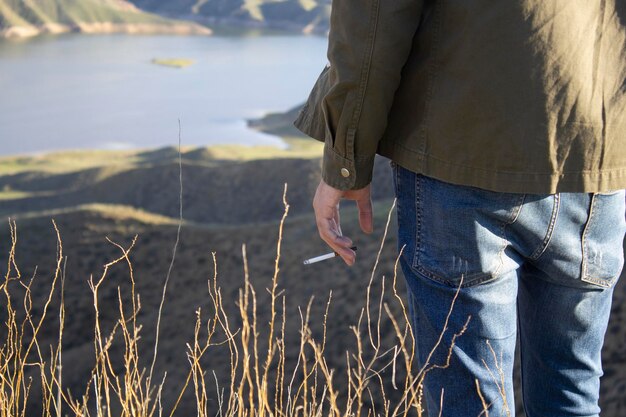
[151,58,195,68]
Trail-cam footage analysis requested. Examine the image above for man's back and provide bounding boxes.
[295,0,626,194]
[297,1,626,416]
[380,0,626,193]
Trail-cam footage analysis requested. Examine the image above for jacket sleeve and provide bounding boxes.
[293,0,425,190]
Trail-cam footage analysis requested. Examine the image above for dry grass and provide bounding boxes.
[0,186,492,417]
[0,126,498,416]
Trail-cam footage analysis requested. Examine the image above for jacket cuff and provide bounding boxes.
[295,103,375,191]
[322,145,374,191]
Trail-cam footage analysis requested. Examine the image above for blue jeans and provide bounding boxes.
[392,164,626,417]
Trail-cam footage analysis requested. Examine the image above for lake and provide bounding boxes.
[0,29,328,156]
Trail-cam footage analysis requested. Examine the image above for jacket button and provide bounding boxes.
[341,168,350,178]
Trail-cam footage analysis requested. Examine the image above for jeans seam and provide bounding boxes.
[411,174,491,287]
[494,220,508,279]
[412,174,423,270]
[509,193,526,224]
[416,268,499,287]
[393,161,398,193]
[412,179,526,288]
[495,193,526,280]
[530,193,561,261]
[517,302,532,417]
[581,194,616,288]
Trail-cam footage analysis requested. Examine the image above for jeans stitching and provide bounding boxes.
[411,177,527,288]
[530,193,561,261]
[581,195,597,285]
[493,218,508,279]
[410,174,478,285]
[412,174,422,270]
[392,162,398,194]
[581,194,616,288]
[414,265,499,287]
[495,193,526,279]
[516,301,530,416]
[509,193,526,225]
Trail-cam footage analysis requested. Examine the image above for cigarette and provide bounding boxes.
[303,246,357,265]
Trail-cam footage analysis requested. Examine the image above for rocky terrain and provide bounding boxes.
[128,0,331,34]
[0,0,211,38]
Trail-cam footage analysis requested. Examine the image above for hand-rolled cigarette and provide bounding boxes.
[303,246,357,265]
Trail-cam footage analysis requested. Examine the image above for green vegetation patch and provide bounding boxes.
[11,203,185,225]
[0,149,140,175]
[206,137,322,161]
[0,138,323,176]
[0,189,33,200]
[151,58,195,68]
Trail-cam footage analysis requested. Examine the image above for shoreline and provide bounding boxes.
[0,140,323,177]
[0,21,213,39]
[0,15,328,40]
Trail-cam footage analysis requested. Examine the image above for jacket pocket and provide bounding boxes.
[581,191,626,288]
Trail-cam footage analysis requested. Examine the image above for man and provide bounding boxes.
[293,1,626,416]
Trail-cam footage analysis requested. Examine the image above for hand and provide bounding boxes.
[313,179,373,266]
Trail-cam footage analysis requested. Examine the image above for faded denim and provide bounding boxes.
[392,163,626,417]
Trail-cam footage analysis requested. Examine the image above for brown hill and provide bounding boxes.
[0,0,212,38]
[0,147,394,224]
[1,196,404,415]
[0,148,624,416]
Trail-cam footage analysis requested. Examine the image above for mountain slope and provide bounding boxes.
[129,0,331,33]
[0,148,624,416]
[248,102,306,137]
[0,0,212,38]
[0,144,394,225]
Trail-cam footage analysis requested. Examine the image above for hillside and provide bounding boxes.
[128,0,331,34]
[0,0,212,38]
[0,145,624,416]
[0,139,391,225]
[248,101,306,137]
[0,143,398,415]
[0,140,395,224]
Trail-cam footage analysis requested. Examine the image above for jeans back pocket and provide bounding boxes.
[581,191,626,288]
[394,165,524,288]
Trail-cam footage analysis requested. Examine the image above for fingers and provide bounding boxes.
[355,192,373,234]
[315,220,356,265]
[333,204,343,237]
[318,217,356,263]
[313,181,356,265]
[313,181,373,265]
[315,207,355,265]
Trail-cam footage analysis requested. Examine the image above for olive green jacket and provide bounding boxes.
[293,0,626,193]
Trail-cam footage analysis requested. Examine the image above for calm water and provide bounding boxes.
[0,31,328,156]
